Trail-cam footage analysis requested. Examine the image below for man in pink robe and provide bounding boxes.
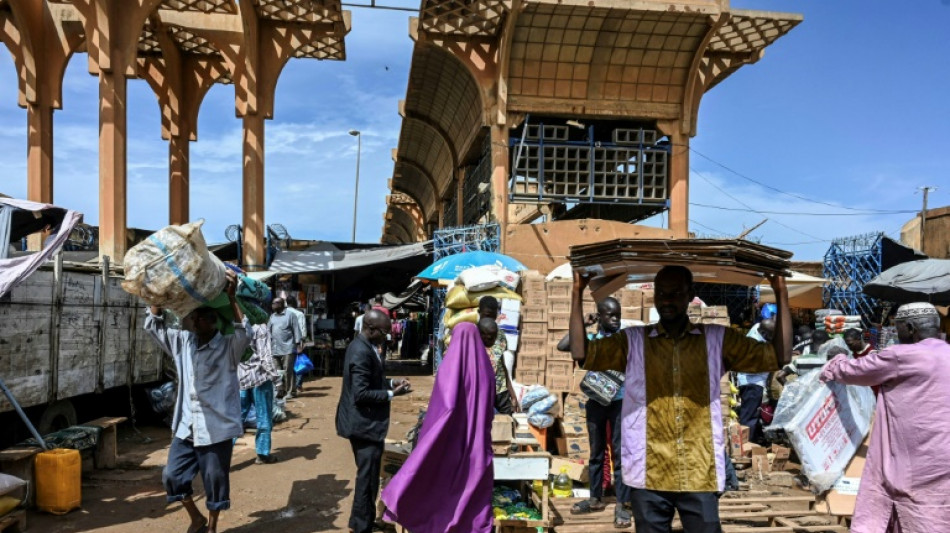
[821,302,950,532]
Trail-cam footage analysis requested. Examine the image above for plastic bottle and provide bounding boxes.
[552,466,573,498]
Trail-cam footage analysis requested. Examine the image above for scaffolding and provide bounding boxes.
[695,283,759,325]
[823,233,884,327]
[430,223,502,371]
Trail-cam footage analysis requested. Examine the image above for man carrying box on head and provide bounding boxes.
[570,266,790,533]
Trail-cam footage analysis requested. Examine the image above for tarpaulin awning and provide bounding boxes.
[759,271,828,308]
[269,241,430,274]
[1,198,82,298]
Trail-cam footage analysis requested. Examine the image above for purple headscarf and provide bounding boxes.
[381,321,495,533]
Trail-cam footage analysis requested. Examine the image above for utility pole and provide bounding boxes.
[918,186,937,252]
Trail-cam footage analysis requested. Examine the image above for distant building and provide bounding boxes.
[901,206,950,259]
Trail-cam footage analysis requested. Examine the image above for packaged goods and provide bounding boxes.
[520,386,551,411]
[765,369,875,493]
[458,267,501,292]
[445,285,522,310]
[122,220,227,318]
[444,307,479,329]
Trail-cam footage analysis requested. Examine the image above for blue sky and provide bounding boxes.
[1,0,948,260]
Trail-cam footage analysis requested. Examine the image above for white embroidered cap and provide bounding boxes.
[895,302,939,320]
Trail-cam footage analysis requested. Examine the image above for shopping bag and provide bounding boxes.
[294,353,315,375]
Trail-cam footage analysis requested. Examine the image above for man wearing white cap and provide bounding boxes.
[821,302,950,533]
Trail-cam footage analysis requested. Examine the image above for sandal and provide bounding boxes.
[571,498,606,514]
[613,506,632,529]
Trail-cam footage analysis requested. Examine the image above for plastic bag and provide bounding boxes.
[765,368,875,493]
[459,267,500,292]
[444,307,478,329]
[528,394,558,415]
[528,413,554,429]
[122,220,227,318]
[520,386,551,412]
[294,354,315,375]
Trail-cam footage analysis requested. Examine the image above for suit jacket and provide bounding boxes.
[336,334,392,442]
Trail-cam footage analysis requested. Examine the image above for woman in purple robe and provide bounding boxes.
[381,321,496,532]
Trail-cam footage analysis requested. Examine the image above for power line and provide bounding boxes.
[690,202,917,217]
[689,148,919,215]
[691,170,829,242]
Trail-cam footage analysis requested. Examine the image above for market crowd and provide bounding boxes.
[144,267,949,533]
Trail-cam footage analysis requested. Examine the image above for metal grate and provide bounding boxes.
[510,122,669,205]
[462,135,492,225]
[823,233,884,328]
[694,283,759,325]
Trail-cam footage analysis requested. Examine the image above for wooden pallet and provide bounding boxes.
[547,491,837,532]
[0,509,26,533]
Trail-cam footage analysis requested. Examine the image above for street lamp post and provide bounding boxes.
[348,129,361,243]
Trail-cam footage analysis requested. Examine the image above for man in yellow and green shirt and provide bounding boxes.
[569,266,790,533]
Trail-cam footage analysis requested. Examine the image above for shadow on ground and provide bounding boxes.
[226,473,352,533]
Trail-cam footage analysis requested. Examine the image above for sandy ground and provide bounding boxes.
[28,372,435,533]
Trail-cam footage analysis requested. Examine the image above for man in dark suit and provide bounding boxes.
[336,309,411,533]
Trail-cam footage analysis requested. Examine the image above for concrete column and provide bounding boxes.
[98,69,128,262]
[438,199,445,229]
[669,131,689,238]
[26,102,54,251]
[169,131,190,225]
[242,113,265,269]
[489,124,509,249]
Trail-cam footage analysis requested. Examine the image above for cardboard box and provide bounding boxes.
[770,444,791,471]
[548,312,570,330]
[522,307,547,323]
[547,331,565,345]
[641,289,654,307]
[545,375,572,392]
[571,369,588,395]
[546,281,572,300]
[492,414,514,443]
[547,346,572,361]
[563,437,590,459]
[515,369,544,384]
[380,447,410,478]
[519,337,547,357]
[621,306,642,321]
[522,274,545,294]
[548,299,572,314]
[702,317,730,327]
[619,289,643,308]
[497,309,520,328]
[564,394,588,415]
[582,300,597,316]
[550,457,589,483]
[701,305,729,318]
[518,355,545,370]
[545,360,573,377]
[522,291,547,309]
[559,419,588,437]
[521,322,546,339]
[826,437,868,517]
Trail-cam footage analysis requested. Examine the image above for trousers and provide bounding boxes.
[630,489,722,533]
[240,380,275,456]
[348,438,384,533]
[586,399,630,503]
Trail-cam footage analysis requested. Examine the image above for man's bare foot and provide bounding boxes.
[186,519,208,533]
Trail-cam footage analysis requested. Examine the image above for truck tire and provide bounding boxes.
[38,400,77,435]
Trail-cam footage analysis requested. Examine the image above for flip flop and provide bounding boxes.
[613,507,632,529]
[571,499,606,514]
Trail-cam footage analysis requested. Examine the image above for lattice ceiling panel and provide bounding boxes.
[419,0,511,37]
[702,10,801,90]
[161,0,237,13]
[170,26,222,55]
[507,4,707,104]
[389,192,417,206]
[405,45,482,164]
[292,35,345,60]
[138,22,163,55]
[708,11,801,54]
[254,0,344,24]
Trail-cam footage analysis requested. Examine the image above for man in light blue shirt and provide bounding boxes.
[736,317,775,445]
[145,270,251,533]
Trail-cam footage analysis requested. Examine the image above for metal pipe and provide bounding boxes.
[0,377,49,450]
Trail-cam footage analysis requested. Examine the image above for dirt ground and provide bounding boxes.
[28,372,435,533]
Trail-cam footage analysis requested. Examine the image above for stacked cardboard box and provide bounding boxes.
[516,272,547,385]
[700,305,730,326]
[545,280,573,392]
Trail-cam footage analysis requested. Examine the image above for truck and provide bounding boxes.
[0,252,164,442]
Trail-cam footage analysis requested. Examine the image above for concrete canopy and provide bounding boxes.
[384,0,801,244]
